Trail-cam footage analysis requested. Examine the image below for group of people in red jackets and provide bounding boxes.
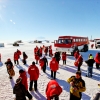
[4,45,62,100]
[74,50,100,78]
[4,44,100,100]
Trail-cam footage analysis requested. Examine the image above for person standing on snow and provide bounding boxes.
[39,46,43,57]
[46,79,62,100]
[19,69,32,100]
[44,46,48,56]
[28,61,39,91]
[5,58,15,79]
[49,45,53,57]
[35,52,40,64]
[54,52,61,64]
[74,55,83,71]
[17,49,21,59]
[42,56,48,73]
[62,52,67,65]
[13,77,27,100]
[50,57,59,79]
[67,71,86,100]
[85,54,95,77]
[22,52,28,65]
[39,57,45,70]
[14,51,19,65]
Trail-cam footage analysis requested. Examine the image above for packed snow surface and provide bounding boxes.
[0,42,100,100]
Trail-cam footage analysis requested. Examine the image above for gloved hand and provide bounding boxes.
[73,87,78,91]
[70,82,74,86]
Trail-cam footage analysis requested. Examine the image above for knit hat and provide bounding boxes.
[19,69,24,73]
[89,56,93,59]
[16,77,22,83]
[32,61,35,65]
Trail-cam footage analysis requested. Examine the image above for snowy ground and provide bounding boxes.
[0,42,100,100]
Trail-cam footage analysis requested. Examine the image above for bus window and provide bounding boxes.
[58,39,72,44]
[58,39,63,43]
[65,39,72,44]
[73,39,75,42]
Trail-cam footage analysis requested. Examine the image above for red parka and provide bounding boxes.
[17,50,21,56]
[74,55,83,67]
[39,48,42,54]
[46,80,62,99]
[19,71,28,90]
[95,53,100,64]
[35,53,40,60]
[14,52,19,60]
[39,58,44,69]
[74,51,80,60]
[77,55,83,63]
[50,57,59,71]
[34,48,37,55]
[49,49,53,56]
[34,47,39,54]
[28,65,39,81]
[44,47,48,53]
[62,52,67,60]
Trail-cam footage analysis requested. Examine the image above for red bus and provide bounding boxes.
[54,36,89,55]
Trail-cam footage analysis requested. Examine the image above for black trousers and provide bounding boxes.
[29,80,37,91]
[14,60,19,65]
[26,90,32,99]
[39,53,42,57]
[51,70,56,79]
[70,93,81,100]
[36,60,38,64]
[96,63,100,69]
[23,59,26,65]
[63,60,66,65]
[43,65,46,73]
[50,95,59,100]
[78,63,82,71]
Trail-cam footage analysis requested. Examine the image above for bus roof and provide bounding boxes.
[94,39,100,40]
[59,36,88,39]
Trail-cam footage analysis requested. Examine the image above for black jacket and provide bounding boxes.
[43,57,48,66]
[85,59,95,67]
[13,83,27,100]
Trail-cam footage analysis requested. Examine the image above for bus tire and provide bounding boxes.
[83,44,88,52]
[71,52,74,56]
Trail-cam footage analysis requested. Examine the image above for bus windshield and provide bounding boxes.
[58,39,72,44]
